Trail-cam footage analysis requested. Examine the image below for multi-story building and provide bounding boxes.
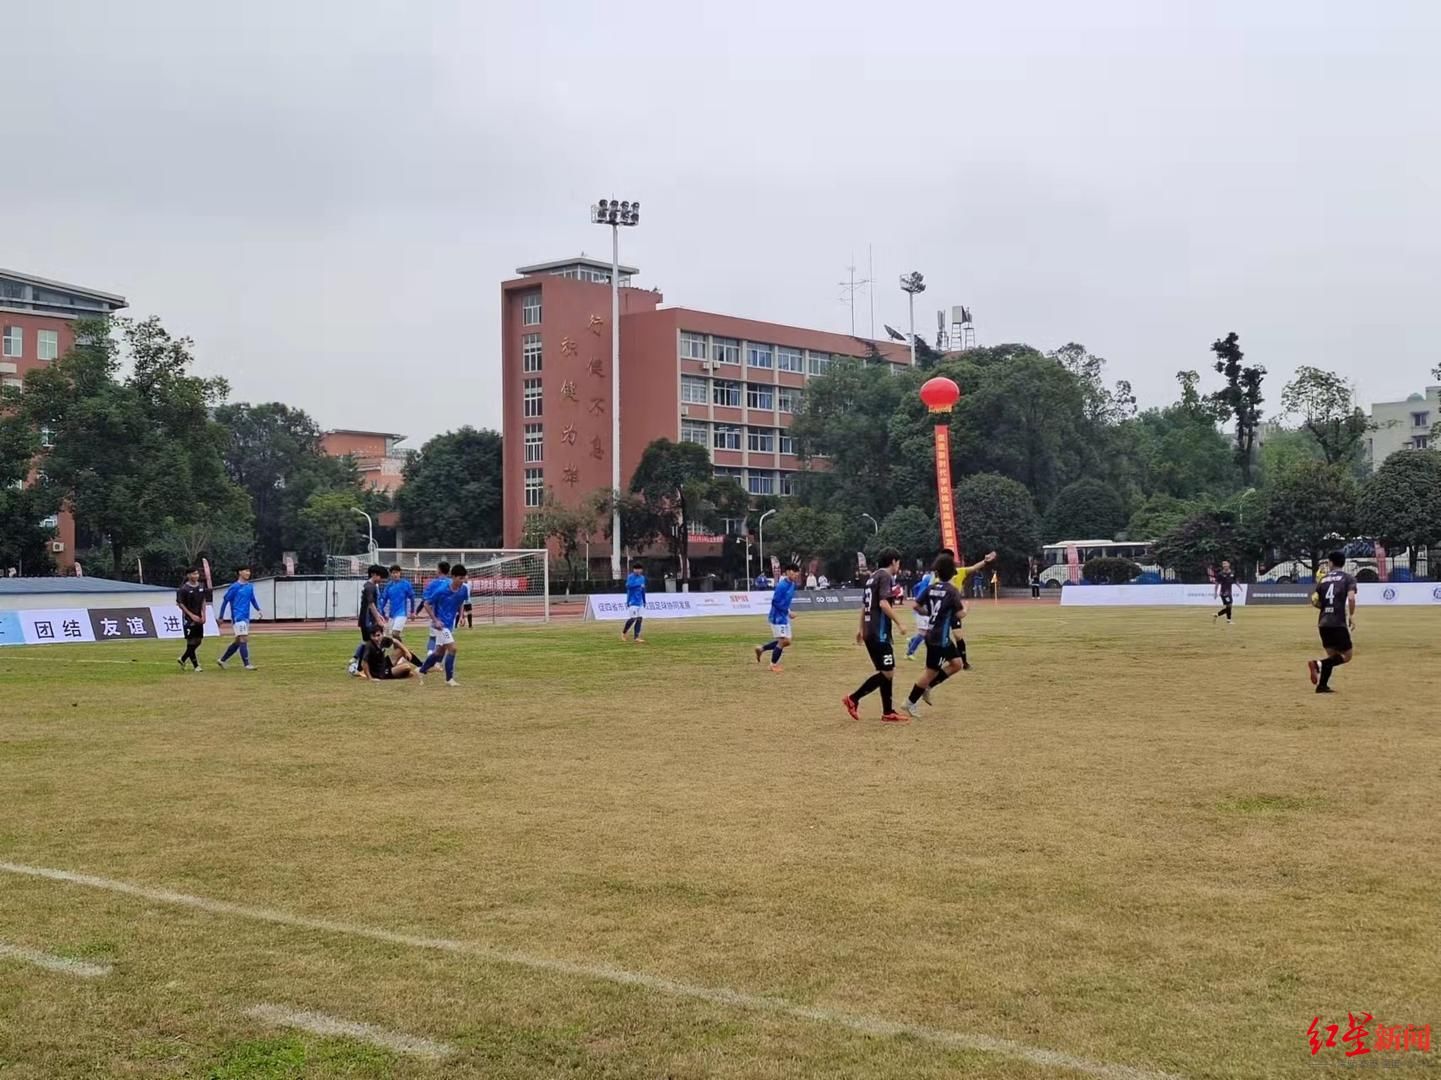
[499,256,910,554]
[1,268,129,569]
[320,429,410,494]
[1366,387,1440,468]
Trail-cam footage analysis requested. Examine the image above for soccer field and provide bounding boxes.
[1,606,1437,1079]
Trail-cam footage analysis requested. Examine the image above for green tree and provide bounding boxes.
[1357,449,1441,574]
[952,473,1041,574]
[1259,459,1358,577]
[1279,366,1370,469]
[1152,510,1243,582]
[521,493,597,581]
[1126,494,1200,541]
[0,390,54,573]
[298,490,366,557]
[17,316,244,576]
[143,491,255,582]
[765,506,847,566]
[1207,331,1266,486]
[395,427,502,548]
[1049,342,1137,424]
[1256,426,1324,487]
[629,438,748,575]
[869,505,939,568]
[1042,478,1127,542]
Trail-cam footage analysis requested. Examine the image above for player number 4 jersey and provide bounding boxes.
[1316,571,1356,627]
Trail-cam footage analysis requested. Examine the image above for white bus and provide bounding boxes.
[1037,539,1171,587]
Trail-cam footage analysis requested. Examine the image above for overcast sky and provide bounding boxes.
[6,0,1438,446]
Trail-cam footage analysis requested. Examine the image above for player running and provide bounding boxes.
[903,552,966,719]
[1213,560,1237,625]
[175,566,207,672]
[754,562,801,671]
[417,564,470,686]
[216,566,262,670]
[348,564,389,676]
[904,555,942,661]
[412,560,451,657]
[383,564,415,642]
[621,562,647,643]
[1308,551,1357,694]
[842,548,908,723]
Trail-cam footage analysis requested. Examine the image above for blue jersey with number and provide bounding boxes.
[430,583,470,629]
[769,578,796,623]
[384,578,414,617]
[625,572,646,607]
[219,581,259,622]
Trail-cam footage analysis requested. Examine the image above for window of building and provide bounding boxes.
[524,468,544,507]
[681,375,709,404]
[1412,435,1431,450]
[807,351,830,376]
[748,472,776,496]
[779,433,796,455]
[522,333,542,372]
[524,423,543,463]
[2,326,21,358]
[681,419,709,446]
[36,329,59,361]
[747,428,775,453]
[1412,411,1430,428]
[713,337,741,365]
[777,346,805,373]
[523,378,543,418]
[712,380,741,407]
[746,383,774,410]
[747,343,773,369]
[713,467,743,483]
[40,425,54,449]
[521,292,542,326]
[0,280,23,301]
[777,387,798,413]
[713,424,742,451]
[680,331,708,361]
[780,472,796,496]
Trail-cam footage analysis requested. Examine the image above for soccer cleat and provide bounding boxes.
[177,658,186,671]
[216,658,228,670]
[922,687,934,706]
[634,637,647,644]
[754,646,764,664]
[192,665,202,673]
[243,665,257,671]
[769,663,783,674]
[1307,660,1319,686]
[1315,685,1335,694]
[841,695,860,721]
[904,700,922,720]
[881,712,910,724]
[620,634,630,643]
[446,678,459,687]
[906,651,917,661]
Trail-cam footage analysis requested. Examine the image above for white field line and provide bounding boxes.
[246,1003,454,1059]
[0,940,111,978]
[0,860,1181,1080]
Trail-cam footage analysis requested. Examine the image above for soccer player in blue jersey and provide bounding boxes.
[417,565,469,686]
[411,560,450,657]
[754,562,801,672]
[383,564,415,643]
[621,562,647,643]
[216,567,262,670]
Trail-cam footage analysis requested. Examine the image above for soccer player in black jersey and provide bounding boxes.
[1213,560,1237,625]
[175,567,207,671]
[902,553,966,720]
[842,548,907,722]
[1308,551,1357,694]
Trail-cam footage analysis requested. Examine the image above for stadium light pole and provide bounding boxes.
[352,508,376,558]
[591,196,640,581]
[899,271,926,367]
[861,513,879,535]
[758,508,777,575]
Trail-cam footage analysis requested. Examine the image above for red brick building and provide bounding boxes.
[499,257,910,556]
[320,429,409,494]
[2,268,128,570]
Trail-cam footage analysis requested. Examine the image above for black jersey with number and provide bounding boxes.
[925,580,965,646]
[176,581,205,622]
[861,568,894,643]
[1216,571,1235,599]
[1316,570,1356,627]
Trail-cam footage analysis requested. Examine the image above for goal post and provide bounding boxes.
[325,548,550,623]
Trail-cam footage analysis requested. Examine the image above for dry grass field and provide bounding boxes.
[1,604,1438,1079]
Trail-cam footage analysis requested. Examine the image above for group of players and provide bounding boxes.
[347,562,472,684]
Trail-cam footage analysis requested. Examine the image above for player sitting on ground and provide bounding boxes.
[621,562,647,643]
[903,553,966,719]
[754,563,801,671]
[383,564,415,642]
[348,564,389,676]
[842,548,908,723]
[217,566,262,670]
[357,626,422,681]
[417,565,469,686]
[1308,550,1357,694]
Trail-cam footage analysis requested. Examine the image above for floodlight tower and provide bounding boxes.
[899,271,926,366]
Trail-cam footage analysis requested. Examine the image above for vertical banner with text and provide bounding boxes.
[934,424,958,556]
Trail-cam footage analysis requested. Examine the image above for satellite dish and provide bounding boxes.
[883,324,906,342]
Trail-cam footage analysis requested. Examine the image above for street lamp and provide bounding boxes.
[352,508,376,558]
[591,196,641,581]
[758,508,777,576]
[861,513,879,535]
[899,271,926,367]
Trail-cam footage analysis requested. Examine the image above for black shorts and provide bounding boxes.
[924,640,960,671]
[865,638,896,672]
[1319,626,1352,653]
[184,621,204,642]
[1219,594,1233,607]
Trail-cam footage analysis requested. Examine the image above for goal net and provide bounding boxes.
[324,548,550,623]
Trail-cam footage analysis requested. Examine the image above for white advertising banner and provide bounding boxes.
[1357,583,1441,606]
[586,591,774,621]
[1061,584,1249,607]
[0,605,218,646]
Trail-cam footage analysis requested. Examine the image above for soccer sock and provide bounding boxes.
[853,673,884,700]
[761,639,777,652]
[633,617,644,638]
[1318,657,1337,686]
[771,644,783,664]
[908,684,925,704]
[418,652,439,675]
[1226,607,1232,621]
[239,643,250,665]
[957,639,968,662]
[907,632,925,656]
[622,618,635,635]
[443,652,456,680]
[221,641,240,662]
[931,669,951,688]
[880,678,894,714]
[426,636,436,656]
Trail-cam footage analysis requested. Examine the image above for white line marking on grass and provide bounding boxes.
[1,861,1179,1080]
[0,940,111,978]
[246,1003,454,1059]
